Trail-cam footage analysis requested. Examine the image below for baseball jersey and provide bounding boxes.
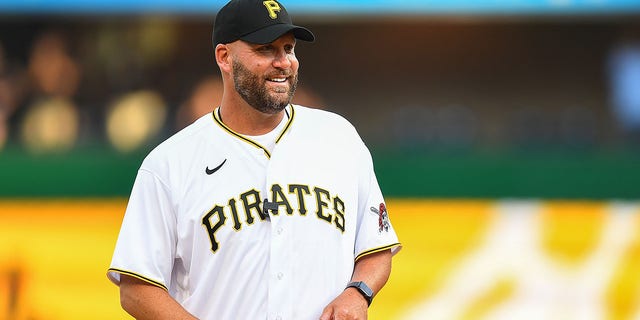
[107,104,401,320]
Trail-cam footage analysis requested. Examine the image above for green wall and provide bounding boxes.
[1,147,638,199]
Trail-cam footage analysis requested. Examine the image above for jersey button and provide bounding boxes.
[277,227,283,235]
[277,272,284,280]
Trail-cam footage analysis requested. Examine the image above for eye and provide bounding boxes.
[256,45,272,53]
[284,44,295,54]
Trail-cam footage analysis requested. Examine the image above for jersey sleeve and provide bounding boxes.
[107,168,177,290]
[354,142,402,261]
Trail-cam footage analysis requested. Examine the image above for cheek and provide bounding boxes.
[290,57,300,70]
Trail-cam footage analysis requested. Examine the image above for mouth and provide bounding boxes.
[267,76,288,84]
[266,75,291,93]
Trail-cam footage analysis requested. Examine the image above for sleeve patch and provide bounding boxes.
[370,203,390,233]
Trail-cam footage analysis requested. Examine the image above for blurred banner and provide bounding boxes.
[2,199,640,320]
[1,0,640,14]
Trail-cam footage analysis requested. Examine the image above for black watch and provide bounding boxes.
[346,281,373,306]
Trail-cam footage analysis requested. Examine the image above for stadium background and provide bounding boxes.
[1,1,640,319]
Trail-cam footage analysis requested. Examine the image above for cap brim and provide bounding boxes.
[240,24,315,44]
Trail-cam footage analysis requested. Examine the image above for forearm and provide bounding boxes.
[319,249,393,320]
[349,249,392,297]
[119,274,197,320]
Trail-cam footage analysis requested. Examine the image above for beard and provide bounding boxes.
[232,59,298,114]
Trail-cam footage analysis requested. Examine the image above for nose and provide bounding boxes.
[272,49,292,69]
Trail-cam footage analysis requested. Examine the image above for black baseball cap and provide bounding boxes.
[212,0,315,48]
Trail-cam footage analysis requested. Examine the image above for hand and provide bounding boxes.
[319,288,368,320]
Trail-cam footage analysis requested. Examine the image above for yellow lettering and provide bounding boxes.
[263,0,281,19]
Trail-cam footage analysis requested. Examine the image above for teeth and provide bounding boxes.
[270,78,286,82]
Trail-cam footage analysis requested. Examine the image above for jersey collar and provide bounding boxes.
[212,104,295,159]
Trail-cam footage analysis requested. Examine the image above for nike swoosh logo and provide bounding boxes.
[206,159,227,175]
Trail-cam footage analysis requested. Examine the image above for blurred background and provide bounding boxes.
[1,0,639,319]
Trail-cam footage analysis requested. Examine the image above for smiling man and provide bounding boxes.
[107,1,401,319]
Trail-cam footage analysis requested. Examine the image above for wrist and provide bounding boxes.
[345,281,373,306]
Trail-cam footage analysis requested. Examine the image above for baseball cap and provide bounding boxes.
[212,0,315,47]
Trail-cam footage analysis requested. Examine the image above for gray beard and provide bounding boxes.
[232,60,298,114]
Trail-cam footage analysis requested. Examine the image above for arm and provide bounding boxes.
[319,249,392,320]
[119,274,198,320]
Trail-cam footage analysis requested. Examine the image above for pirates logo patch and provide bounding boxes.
[370,203,390,233]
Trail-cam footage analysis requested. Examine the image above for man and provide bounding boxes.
[107,0,401,319]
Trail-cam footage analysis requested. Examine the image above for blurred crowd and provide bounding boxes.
[1,31,82,153]
[0,20,324,154]
[0,19,639,155]
[0,22,178,154]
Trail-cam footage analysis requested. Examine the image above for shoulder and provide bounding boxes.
[290,105,368,154]
[292,104,358,134]
[140,113,213,171]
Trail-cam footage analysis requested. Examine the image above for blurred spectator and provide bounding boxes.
[391,105,477,151]
[0,43,9,150]
[20,97,79,153]
[608,35,640,144]
[291,85,325,109]
[435,105,477,149]
[0,109,6,150]
[558,106,598,149]
[92,17,178,91]
[0,41,28,151]
[392,105,437,149]
[27,31,81,98]
[175,76,224,130]
[509,106,557,149]
[106,90,168,153]
[18,31,82,153]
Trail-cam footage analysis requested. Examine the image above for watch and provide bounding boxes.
[346,281,374,306]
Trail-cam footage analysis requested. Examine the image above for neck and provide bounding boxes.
[218,94,286,135]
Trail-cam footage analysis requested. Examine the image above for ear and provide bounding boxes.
[215,44,233,73]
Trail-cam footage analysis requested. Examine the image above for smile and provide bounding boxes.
[268,77,287,83]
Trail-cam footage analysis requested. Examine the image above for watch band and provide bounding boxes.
[346,281,373,306]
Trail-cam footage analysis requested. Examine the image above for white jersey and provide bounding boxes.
[108,105,401,320]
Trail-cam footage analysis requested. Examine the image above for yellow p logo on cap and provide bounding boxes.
[263,0,281,19]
